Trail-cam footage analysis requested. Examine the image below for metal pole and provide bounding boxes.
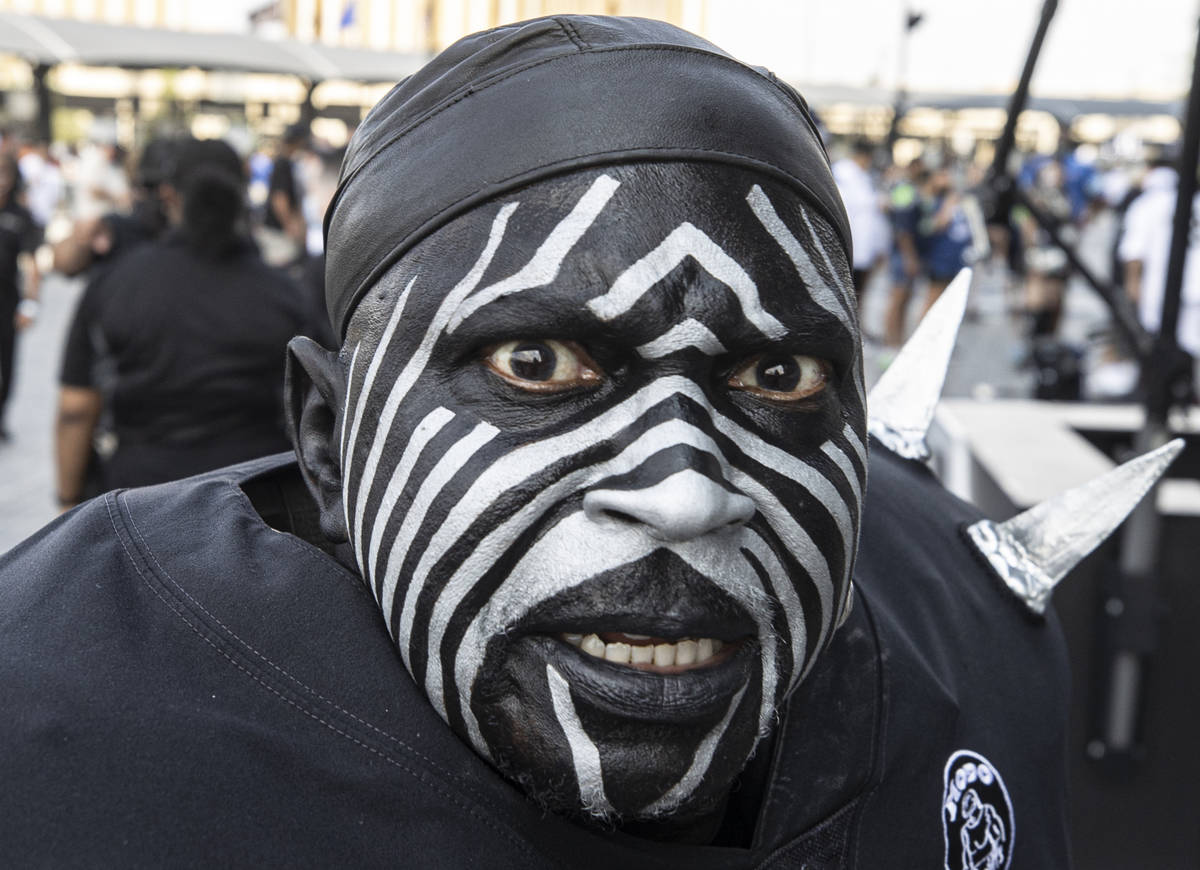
[1012,186,1151,358]
[1153,14,1200,418]
[987,0,1059,191]
[31,63,52,144]
[982,0,1154,364]
[1094,7,1200,766]
[886,9,912,154]
[299,79,317,127]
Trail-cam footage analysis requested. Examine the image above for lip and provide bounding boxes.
[516,552,760,644]
[518,632,758,724]
[496,550,761,723]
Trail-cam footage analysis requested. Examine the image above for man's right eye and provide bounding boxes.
[484,340,603,392]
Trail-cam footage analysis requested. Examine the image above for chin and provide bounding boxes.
[469,609,769,825]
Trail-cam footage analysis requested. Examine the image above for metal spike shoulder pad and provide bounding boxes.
[867,268,971,461]
[966,439,1185,615]
[967,519,1056,615]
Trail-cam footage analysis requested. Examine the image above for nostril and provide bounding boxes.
[597,508,641,526]
[582,491,641,526]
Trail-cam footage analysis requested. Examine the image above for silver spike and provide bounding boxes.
[967,439,1185,615]
[867,268,971,460]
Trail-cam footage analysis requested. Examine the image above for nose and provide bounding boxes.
[583,467,755,542]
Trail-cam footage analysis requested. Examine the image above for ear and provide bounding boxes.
[285,336,349,544]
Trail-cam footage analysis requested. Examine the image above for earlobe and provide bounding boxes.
[285,336,349,543]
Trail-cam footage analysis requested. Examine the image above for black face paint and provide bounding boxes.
[337,162,865,829]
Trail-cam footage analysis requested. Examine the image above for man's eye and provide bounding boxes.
[485,340,602,392]
[728,353,830,401]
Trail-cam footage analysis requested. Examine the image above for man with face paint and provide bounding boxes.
[311,159,862,836]
[0,15,1180,868]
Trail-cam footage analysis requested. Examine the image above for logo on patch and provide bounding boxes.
[942,749,1014,870]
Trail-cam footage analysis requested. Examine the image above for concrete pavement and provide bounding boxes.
[0,273,82,552]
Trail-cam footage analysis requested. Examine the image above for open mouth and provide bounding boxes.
[515,630,756,723]
[496,551,763,722]
[560,632,740,672]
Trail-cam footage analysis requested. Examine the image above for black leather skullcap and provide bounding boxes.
[325,15,851,339]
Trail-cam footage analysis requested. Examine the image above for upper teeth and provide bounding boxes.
[562,633,725,667]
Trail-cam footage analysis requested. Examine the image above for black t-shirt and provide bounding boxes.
[63,234,315,487]
[264,156,299,231]
[0,199,41,305]
[59,206,165,391]
[0,450,1073,867]
[101,202,163,262]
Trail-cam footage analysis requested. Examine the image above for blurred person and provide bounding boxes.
[247,145,273,220]
[1060,141,1098,223]
[1016,160,1073,339]
[54,137,318,506]
[1119,154,1200,364]
[52,137,175,278]
[883,162,925,347]
[832,138,889,308]
[1068,179,1140,401]
[916,166,971,317]
[72,141,130,221]
[54,137,179,502]
[298,140,340,258]
[17,140,63,229]
[259,122,311,266]
[0,154,42,441]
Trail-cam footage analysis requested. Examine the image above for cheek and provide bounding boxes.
[739,436,864,684]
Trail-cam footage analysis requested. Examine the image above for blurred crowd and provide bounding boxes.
[0,121,1195,506]
[830,135,1198,403]
[0,124,341,510]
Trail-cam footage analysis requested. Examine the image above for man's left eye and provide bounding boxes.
[485,339,603,392]
[727,352,831,401]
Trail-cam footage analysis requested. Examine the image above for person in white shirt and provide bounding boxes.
[17,141,63,230]
[72,142,130,221]
[1119,158,1200,360]
[832,139,889,310]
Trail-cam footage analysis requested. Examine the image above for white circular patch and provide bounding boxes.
[941,749,1014,870]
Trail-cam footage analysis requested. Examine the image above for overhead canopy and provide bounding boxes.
[800,82,1180,119]
[0,11,425,83]
[922,92,1181,119]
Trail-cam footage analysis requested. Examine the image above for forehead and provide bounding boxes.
[348,162,856,352]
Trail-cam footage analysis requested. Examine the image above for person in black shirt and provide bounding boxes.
[55,137,316,503]
[0,154,42,439]
[54,137,176,496]
[260,123,310,266]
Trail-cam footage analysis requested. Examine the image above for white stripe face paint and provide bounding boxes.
[448,174,621,332]
[365,406,456,595]
[347,206,516,586]
[547,664,613,816]
[377,420,499,654]
[451,506,781,743]
[641,684,748,817]
[587,221,787,339]
[339,341,361,464]
[334,164,864,826]
[746,185,855,334]
[411,376,840,709]
[637,318,727,359]
[750,185,868,415]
